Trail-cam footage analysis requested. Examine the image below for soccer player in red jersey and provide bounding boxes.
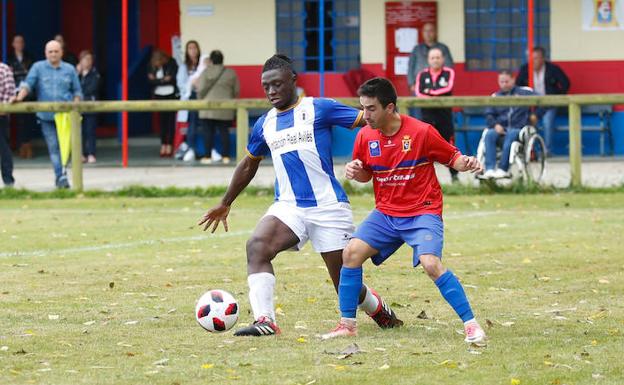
[322,78,487,344]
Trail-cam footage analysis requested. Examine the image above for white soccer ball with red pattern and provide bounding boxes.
[195,289,239,332]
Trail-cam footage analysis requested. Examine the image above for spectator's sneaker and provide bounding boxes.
[174,142,189,160]
[87,155,96,164]
[480,169,496,179]
[222,156,231,165]
[321,319,357,340]
[233,316,281,337]
[366,289,404,329]
[199,157,213,165]
[492,169,511,179]
[182,148,196,162]
[56,175,70,189]
[464,320,487,344]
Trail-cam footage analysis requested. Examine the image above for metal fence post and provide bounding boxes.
[236,107,249,161]
[568,102,582,188]
[70,109,83,191]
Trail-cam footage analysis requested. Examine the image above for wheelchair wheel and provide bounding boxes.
[524,134,546,183]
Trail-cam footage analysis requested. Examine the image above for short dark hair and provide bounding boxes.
[357,77,397,109]
[262,53,296,75]
[533,46,546,57]
[498,69,514,77]
[209,50,224,65]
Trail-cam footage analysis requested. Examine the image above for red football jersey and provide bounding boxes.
[353,114,461,217]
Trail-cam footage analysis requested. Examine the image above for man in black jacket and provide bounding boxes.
[516,47,570,155]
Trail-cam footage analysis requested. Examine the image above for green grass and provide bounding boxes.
[0,193,622,385]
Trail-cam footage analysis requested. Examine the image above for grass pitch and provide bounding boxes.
[1,193,622,385]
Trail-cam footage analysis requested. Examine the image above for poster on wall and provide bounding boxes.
[385,1,437,95]
[582,0,624,30]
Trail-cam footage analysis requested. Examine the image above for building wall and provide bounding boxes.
[551,0,624,61]
[179,0,276,65]
[360,0,464,67]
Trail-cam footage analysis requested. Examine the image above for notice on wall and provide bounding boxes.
[582,0,624,30]
[395,28,418,53]
[187,5,214,17]
[394,56,410,75]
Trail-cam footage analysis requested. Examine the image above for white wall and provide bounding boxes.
[179,0,276,65]
[551,0,624,61]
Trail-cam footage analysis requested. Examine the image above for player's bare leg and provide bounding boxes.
[233,216,298,337]
[419,254,486,344]
[322,250,403,329]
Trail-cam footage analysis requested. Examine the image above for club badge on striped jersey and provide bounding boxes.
[368,140,381,157]
[402,135,412,152]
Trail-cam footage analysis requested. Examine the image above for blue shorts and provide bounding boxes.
[353,210,444,266]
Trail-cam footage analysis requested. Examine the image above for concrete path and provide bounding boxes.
[10,158,624,192]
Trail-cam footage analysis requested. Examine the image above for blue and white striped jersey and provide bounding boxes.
[247,97,363,208]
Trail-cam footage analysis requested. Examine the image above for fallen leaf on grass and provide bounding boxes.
[511,379,521,385]
[588,309,608,320]
[83,320,96,326]
[297,337,308,343]
[374,347,386,352]
[109,282,115,289]
[437,360,458,369]
[500,321,515,327]
[417,310,428,319]
[48,314,60,320]
[390,302,410,308]
[124,320,138,325]
[13,348,27,355]
[486,319,494,328]
[275,306,285,317]
[598,279,610,284]
[201,363,214,369]
[153,358,169,366]
[1,346,8,352]
[378,364,390,370]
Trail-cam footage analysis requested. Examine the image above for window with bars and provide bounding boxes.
[276,0,360,73]
[464,0,550,71]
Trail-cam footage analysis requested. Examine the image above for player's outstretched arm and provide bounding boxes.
[452,155,483,174]
[345,159,372,183]
[198,156,262,233]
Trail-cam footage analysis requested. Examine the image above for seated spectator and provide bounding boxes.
[415,47,458,182]
[482,70,538,179]
[516,46,569,156]
[76,50,101,164]
[0,61,16,187]
[194,50,239,165]
[148,49,178,157]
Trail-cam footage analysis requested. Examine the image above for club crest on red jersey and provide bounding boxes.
[368,140,381,157]
[402,135,412,152]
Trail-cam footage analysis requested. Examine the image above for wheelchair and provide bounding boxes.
[475,125,547,183]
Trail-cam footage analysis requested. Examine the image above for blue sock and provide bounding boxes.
[434,270,474,322]
[339,266,363,318]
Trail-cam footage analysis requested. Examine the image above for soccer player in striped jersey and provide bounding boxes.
[198,54,402,337]
[322,78,487,344]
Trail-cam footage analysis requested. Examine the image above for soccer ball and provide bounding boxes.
[195,289,239,332]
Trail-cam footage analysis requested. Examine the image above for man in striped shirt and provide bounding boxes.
[198,55,402,336]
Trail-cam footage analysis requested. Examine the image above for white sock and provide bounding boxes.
[247,272,276,322]
[464,318,476,325]
[357,285,380,314]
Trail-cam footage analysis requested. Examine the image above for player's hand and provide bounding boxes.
[455,155,482,174]
[198,204,231,233]
[8,95,18,104]
[494,124,505,135]
[345,159,364,180]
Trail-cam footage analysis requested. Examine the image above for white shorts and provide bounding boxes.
[263,201,355,253]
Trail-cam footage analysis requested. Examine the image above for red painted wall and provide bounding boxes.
[157,0,180,54]
[231,60,624,99]
[61,0,93,55]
